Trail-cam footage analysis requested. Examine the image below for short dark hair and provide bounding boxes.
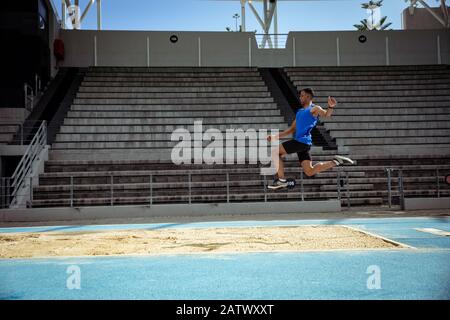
[300,87,315,98]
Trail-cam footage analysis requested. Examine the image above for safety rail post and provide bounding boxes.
[226,172,230,203]
[263,174,267,202]
[386,168,393,208]
[110,175,114,206]
[35,74,41,96]
[188,173,192,204]
[336,170,341,200]
[20,123,23,145]
[6,178,10,207]
[398,170,405,210]
[70,176,74,208]
[436,168,440,198]
[345,171,350,209]
[0,178,3,208]
[300,169,304,201]
[24,83,34,111]
[29,176,33,207]
[149,174,153,206]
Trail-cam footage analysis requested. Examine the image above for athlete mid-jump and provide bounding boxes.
[267,87,354,190]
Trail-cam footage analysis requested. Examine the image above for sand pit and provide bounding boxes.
[0,225,401,258]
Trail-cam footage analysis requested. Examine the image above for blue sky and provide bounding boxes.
[54,0,416,32]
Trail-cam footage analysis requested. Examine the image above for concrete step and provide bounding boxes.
[48,146,350,161]
[327,107,450,115]
[0,125,20,133]
[333,164,450,171]
[42,163,360,175]
[62,117,285,125]
[323,121,450,130]
[292,79,450,86]
[335,136,450,146]
[284,65,447,71]
[81,80,267,87]
[346,145,450,156]
[286,69,450,76]
[75,91,272,99]
[288,71,450,78]
[350,154,450,162]
[83,76,264,82]
[340,198,384,206]
[37,167,358,179]
[0,134,14,143]
[78,86,269,93]
[86,71,262,78]
[313,96,450,103]
[312,89,450,97]
[321,183,374,191]
[293,84,450,91]
[70,103,279,111]
[73,97,275,104]
[50,140,304,149]
[29,191,337,208]
[317,101,450,107]
[88,67,259,72]
[322,114,450,122]
[329,129,450,138]
[66,110,281,119]
[55,132,285,142]
[58,124,287,134]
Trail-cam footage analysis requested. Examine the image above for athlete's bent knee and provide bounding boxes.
[304,169,315,177]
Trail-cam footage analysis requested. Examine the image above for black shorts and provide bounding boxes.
[281,139,312,162]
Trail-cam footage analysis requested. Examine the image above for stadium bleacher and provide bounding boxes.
[9,65,450,208]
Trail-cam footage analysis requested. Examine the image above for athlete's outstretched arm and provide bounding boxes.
[312,96,337,118]
[267,119,296,141]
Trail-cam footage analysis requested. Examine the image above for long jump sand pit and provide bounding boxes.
[0,225,402,258]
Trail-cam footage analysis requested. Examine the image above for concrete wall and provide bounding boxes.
[405,197,450,210]
[0,200,341,222]
[59,29,450,67]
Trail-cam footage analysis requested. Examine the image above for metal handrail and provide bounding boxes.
[24,83,34,111]
[63,166,344,208]
[35,74,41,96]
[255,33,289,49]
[10,121,47,205]
[384,167,448,209]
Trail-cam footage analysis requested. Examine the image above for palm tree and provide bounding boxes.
[354,0,392,30]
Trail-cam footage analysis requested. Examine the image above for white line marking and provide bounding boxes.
[343,225,416,249]
[415,228,450,237]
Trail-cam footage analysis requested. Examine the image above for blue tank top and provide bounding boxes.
[294,104,318,145]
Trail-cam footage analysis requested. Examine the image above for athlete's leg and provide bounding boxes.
[272,143,287,179]
[301,159,336,177]
[301,154,355,177]
[268,144,289,190]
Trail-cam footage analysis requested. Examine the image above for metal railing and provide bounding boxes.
[255,33,288,49]
[16,166,346,209]
[385,167,450,210]
[35,74,41,97]
[9,120,47,207]
[337,169,351,209]
[24,83,34,111]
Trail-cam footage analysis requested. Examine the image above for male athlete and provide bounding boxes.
[267,87,354,190]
